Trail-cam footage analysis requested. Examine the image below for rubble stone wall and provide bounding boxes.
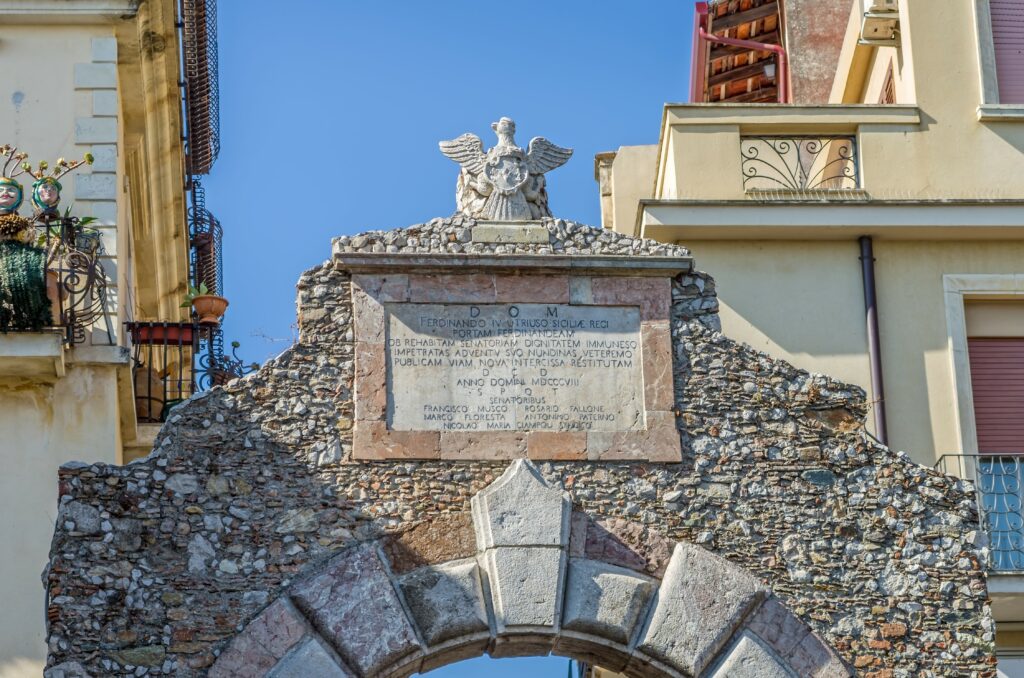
[45,218,995,677]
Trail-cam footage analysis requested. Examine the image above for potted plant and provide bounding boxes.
[182,282,228,324]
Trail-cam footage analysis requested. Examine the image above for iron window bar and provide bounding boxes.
[935,452,1024,572]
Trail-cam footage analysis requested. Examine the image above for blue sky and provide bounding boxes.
[204,3,694,674]
[204,0,695,365]
[416,655,579,678]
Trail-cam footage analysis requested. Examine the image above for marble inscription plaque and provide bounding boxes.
[386,303,643,432]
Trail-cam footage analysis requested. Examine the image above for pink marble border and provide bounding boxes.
[352,272,680,462]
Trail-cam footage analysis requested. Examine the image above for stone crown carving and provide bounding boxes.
[440,117,572,222]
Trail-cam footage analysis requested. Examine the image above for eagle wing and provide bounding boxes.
[439,133,486,175]
[526,137,573,175]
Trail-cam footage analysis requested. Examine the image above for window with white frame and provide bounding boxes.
[976,0,1024,112]
[991,0,1024,103]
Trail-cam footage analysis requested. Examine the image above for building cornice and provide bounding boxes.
[662,103,921,128]
[0,0,138,22]
[640,199,1024,242]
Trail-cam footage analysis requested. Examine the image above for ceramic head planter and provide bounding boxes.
[0,145,29,217]
[0,145,33,242]
[31,177,61,216]
[20,153,93,219]
[0,177,23,216]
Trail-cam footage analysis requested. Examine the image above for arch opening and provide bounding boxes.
[208,460,850,678]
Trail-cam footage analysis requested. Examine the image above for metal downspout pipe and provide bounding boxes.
[859,236,888,445]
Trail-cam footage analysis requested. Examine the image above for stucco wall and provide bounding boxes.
[0,23,128,678]
[43,218,994,677]
[608,145,658,236]
[829,0,1024,197]
[875,240,1024,462]
[0,364,121,678]
[683,239,1024,466]
[682,239,872,417]
[0,25,102,174]
[1,24,124,331]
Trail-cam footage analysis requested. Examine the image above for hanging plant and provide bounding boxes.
[0,240,51,332]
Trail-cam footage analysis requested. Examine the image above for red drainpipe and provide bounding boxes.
[692,2,790,103]
[690,3,710,102]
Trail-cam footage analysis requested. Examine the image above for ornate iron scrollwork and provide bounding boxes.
[740,136,859,191]
[40,215,115,345]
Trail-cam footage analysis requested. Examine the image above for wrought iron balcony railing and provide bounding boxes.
[127,321,199,423]
[126,321,256,423]
[740,136,860,192]
[0,216,114,345]
[936,453,1024,572]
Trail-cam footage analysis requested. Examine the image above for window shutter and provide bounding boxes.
[991,0,1024,104]
[879,62,896,104]
[969,337,1024,454]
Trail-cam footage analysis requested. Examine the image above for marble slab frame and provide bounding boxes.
[351,272,680,462]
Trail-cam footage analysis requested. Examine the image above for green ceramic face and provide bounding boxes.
[32,178,61,211]
[0,179,23,214]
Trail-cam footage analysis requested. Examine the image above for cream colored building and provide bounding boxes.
[0,1,220,674]
[598,0,1024,673]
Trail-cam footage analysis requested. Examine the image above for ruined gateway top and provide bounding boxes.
[42,212,995,676]
[439,117,572,221]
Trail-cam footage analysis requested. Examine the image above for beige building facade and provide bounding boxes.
[597,0,1024,673]
[0,1,217,674]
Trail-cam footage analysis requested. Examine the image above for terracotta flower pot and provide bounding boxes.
[191,294,228,324]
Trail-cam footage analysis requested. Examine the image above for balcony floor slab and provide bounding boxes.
[0,330,65,379]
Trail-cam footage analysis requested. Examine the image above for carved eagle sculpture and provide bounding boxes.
[439,117,573,221]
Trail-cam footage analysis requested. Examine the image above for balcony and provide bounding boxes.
[936,453,1024,572]
[126,320,254,425]
[652,104,917,199]
[626,103,1024,242]
[127,321,200,423]
[0,216,114,378]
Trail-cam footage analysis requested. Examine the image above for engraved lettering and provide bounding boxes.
[386,303,644,432]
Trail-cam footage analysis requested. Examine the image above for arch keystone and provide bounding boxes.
[471,459,570,550]
[471,460,571,656]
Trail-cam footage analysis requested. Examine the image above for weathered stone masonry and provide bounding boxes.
[45,217,994,677]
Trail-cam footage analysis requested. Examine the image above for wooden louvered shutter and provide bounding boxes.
[969,338,1024,454]
[991,0,1024,104]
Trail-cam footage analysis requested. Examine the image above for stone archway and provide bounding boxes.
[209,460,849,678]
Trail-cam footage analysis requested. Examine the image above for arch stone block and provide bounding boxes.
[708,632,796,678]
[562,558,655,645]
[636,542,768,676]
[266,637,353,678]
[741,598,851,677]
[209,598,308,678]
[396,559,489,647]
[557,558,657,672]
[289,545,422,677]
